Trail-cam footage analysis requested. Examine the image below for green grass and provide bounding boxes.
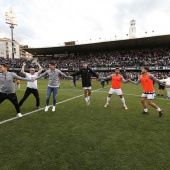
[0,79,170,170]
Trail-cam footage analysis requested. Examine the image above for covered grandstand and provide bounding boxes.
[23,35,170,72]
[24,35,170,55]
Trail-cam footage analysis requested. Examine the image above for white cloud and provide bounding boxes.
[0,0,170,47]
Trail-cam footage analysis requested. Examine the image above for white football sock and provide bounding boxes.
[106,97,110,104]
[121,97,126,105]
[156,107,161,112]
[85,97,88,102]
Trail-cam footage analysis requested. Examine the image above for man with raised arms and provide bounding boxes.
[36,62,71,112]
[19,62,42,109]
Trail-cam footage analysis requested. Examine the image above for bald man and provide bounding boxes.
[19,62,42,109]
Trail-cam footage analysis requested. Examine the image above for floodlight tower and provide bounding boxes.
[129,20,136,39]
[5,7,17,59]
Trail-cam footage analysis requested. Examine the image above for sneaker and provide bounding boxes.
[104,103,109,107]
[161,94,164,96]
[124,105,128,110]
[17,113,23,117]
[141,111,149,114]
[45,106,50,112]
[157,94,160,96]
[159,110,163,117]
[52,106,56,112]
[37,106,41,109]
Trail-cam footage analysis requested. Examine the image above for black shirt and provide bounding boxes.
[71,67,98,87]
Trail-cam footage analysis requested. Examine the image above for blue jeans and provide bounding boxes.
[46,86,58,106]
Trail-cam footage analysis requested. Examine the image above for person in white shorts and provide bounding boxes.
[70,62,99,106]
[100,68,128,110]
[128,67,170,117]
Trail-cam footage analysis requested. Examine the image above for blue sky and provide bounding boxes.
[0,0,170,47]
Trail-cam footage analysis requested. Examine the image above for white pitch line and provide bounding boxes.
[3,86,168,125]
[0,87,105,125]
[0,116,19,125]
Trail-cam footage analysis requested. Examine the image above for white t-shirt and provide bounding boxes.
[26,72,38,89]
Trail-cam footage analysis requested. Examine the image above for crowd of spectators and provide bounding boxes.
[36,48,170,68]
[1,47,170,69]
[0,57,25,68]
[1,54,169,84]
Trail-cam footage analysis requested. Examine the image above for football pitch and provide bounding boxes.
[0,79,170,170]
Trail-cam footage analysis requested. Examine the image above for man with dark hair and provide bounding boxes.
[128,67,170,117]
[100,68,128,109]
[0,63,32,117]
[36,62,71,112]
[70,62,99,106]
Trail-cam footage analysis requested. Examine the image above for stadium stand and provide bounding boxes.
[1,47,170,69]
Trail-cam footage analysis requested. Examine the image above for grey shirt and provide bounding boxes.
[0,72,30,93]
[37,69,68,87]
